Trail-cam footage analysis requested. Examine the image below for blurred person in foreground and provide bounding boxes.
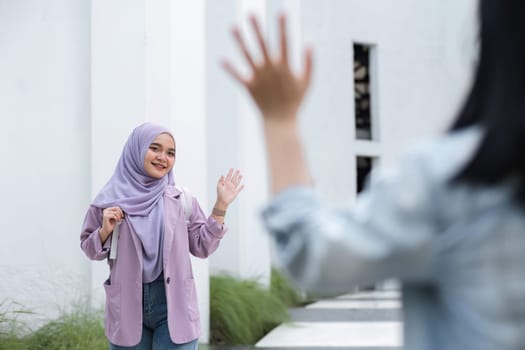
[223,0,525,349]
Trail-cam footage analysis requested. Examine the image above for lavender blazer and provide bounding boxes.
[80,185,226,346]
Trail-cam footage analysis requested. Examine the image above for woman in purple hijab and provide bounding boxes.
[81,123,244,349]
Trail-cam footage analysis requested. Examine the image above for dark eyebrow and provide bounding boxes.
[150,142,175,152]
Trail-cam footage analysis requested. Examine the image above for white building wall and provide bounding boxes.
[0,0,92,325]
[297,0,477,205]
[0,0,477,342]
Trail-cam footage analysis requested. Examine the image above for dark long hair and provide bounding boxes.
[450,0,525,200]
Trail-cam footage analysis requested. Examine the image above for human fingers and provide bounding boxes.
[232,27,257,71]
[115,207,125,222]
[108,207,122,218]
[235,174,243,186]
[231,169,242,184]
[278,14,289,65]
[221,60,247,86]
[249,15,271,63]
[236,184,245,194]
[103,208,122,222]
[225,168,234,182]
[102,211,116,231]
[301,47,314,90]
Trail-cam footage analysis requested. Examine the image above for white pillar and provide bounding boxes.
[206,0,273,286]
[236,0,272,285]
[205,0,242,275]
[170,0,210,342]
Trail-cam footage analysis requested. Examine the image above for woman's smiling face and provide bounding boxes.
[143,133,176,179]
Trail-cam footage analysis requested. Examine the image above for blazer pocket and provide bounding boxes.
[103,280,121,333]
[184,278,200,321]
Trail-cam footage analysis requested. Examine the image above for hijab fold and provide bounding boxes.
[92,123,175,282]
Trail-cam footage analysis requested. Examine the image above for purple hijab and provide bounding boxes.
[92,122,175,282]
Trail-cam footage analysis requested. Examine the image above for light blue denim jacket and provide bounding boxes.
[262,127,525,350]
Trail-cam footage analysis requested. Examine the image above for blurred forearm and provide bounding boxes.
[263,117,313,193]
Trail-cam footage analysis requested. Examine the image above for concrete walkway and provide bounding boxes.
[254,288,403,350]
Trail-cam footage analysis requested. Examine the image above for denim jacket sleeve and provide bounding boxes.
[262,150,440,295]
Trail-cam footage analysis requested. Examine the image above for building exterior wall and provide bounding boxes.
[0,0,477,342]
[0,0,92,327]
[297,0,477,205]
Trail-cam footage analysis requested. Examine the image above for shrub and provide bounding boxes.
[1,271,306,348]
[0,300,106,350]
[23,308,106,350]
[209,274,289,345]
[270,267,305,307]
[0,300,32,350]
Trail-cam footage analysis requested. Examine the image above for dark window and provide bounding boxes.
[356,156,373,193]
[354,43,372,140]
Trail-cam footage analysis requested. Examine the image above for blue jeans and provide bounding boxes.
[109,274,199,350]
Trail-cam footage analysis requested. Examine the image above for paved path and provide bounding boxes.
[254,289,403,349]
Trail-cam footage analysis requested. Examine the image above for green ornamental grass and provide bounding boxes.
[0,270,303,348]
[0,300,106,350]
[210,274,290,345]
[270,267,305,307]
[23,309,106,350]
[0,300,32,350]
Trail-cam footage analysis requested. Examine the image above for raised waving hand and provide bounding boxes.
[222,15,313,123]
[223,15,314,193]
